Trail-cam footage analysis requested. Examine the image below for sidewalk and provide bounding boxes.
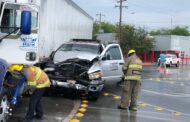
[143,62,154,66]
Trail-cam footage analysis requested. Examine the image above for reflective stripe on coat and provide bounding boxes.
[25,66,51,88]
[123,54,143,81]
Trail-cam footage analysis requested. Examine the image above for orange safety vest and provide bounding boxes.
[25,66,51,88]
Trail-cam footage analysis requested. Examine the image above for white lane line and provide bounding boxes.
[142,89,190,97]
[62,99,81,122]
[87,106,184,122]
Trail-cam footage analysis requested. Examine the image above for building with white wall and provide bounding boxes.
[153,35,190,56]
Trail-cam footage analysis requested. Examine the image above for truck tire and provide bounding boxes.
[88,91,100,101]
[176,62,179,67]
[169,62,172,67]
[0,90,11,122]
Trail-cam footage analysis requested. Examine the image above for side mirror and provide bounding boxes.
[21,11,32,35]
[102,53,111,61]
[102,56,106,61]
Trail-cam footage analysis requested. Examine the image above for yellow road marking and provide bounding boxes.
[138,103,149,107]
[70,119,80,122]
[76,113,84,117]
[103,93,109,96]
[172,112,182,116]
[82,100,88,104]
[113,96,121,100]
[81,104,88,108]
[79,108,87,113]
[154,107,163,111]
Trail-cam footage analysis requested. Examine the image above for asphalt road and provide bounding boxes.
[8,90,81,122]
[9,64,190,122]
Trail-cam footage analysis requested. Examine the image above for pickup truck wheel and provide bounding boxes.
[88,91,100,101]
[176,62,179,67]
[169,62,172,67]
[0,90,11,122]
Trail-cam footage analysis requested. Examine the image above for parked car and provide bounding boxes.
[158,54,180,67]
[44,39,124,100]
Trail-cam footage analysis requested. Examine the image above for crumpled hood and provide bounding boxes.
[53,51,99,64]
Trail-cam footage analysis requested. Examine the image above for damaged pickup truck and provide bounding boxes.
[44,39,124,99]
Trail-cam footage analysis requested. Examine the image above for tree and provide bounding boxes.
[119,25,155,54]
[170,26,190,36]
[150,26,190,36]
[93,22,116,39]
[150,29,170,35]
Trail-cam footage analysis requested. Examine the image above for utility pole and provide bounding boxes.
[96,13,105,33]
[115,0,127,44]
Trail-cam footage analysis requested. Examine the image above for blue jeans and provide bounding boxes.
[25,88,46,120]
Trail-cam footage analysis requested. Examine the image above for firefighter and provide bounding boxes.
[9,64,51,122]
[118,49,142,111]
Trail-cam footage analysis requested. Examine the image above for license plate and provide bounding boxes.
[67,80,76,84]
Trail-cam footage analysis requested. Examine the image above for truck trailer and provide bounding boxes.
[0,0,93,65]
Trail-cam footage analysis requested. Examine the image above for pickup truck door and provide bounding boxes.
[100,44,124,82]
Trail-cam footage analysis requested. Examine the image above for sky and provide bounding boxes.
[72,0,190,31]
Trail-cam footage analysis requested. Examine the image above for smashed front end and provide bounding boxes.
[45,58,104,92]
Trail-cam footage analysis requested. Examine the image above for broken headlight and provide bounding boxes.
[89,71,102,80]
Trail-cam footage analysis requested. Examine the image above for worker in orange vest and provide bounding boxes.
[118,49,142,111]
[9,64,51,122]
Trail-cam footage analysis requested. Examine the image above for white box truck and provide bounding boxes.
[0,0,93,65]
[0,0,93,121]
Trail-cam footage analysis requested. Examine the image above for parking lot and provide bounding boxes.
[9,64,190,122]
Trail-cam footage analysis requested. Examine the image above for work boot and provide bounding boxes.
[117,105,128,110]
[129,106,137,111]
[34,114,43,120]
[19,118,33,122]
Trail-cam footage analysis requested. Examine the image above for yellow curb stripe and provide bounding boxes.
[70,119,80,122]
[79,108,87,113]
[81,104,88,108]
[76,113,84,117]
[82,100,88,103]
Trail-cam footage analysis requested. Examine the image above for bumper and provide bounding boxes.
[51,79,104,92]
[166,62,177,65]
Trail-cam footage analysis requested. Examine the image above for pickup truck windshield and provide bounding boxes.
[0,3,38,34]
[57,44,100,54]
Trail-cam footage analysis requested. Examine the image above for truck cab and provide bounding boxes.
[0,1,39,64]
